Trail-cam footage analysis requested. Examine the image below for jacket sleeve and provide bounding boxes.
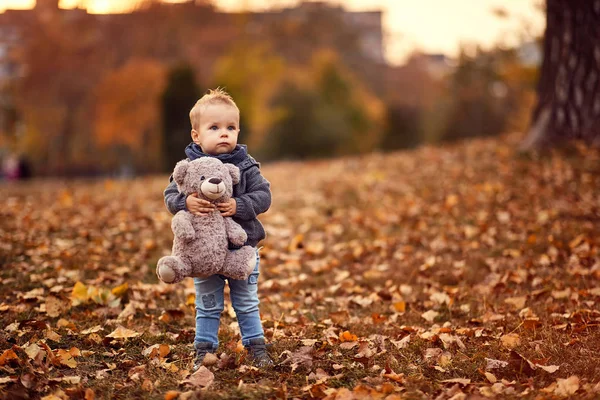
[164,177,188,215]
[234,167,272,221]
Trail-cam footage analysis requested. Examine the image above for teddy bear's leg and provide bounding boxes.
[223,246,256,281]
[157,256,191,284]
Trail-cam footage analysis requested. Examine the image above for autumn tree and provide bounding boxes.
[211,42,286,151]
[15,12,108,175]
[522,0,600,148]
[162,65,201,172]
[262,51,385,160]
[94,59,166,174]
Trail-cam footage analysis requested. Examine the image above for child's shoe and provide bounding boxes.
[193,342,215,371]
[245,338,274,368]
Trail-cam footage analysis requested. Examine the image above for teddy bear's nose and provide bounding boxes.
[209,178,222,184]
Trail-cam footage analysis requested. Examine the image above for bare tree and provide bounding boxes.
[522,0,600,149]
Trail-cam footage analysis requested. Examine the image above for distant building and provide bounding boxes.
[409,53,456,80]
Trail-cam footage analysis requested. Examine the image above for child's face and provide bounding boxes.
[191,103,240,155]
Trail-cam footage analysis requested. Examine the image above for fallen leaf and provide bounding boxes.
[106,326,141,339]
[383,372,404,383]
[484,372,497,383]
[537,364,560,373]
[391,301,406,313]
[143,344,170,359]
[142,379,153,391]
[485,358,509,370]
[202,353,218,367]
[504,296,526,309]
[184,366,214,388]
[355,342,374,359]
[118,303,137,320]
[555,376,579,397]
[24,343,42,360]
[0,349,19,366]
[390,335,410,349]
[45,296,67,318]
[71,282,89,306]
[339,331,358,342]
[500,333,520,349]
[164,391,180,400]
[111,282,129,296]
[421,310,440,322]
[56,349,78,368]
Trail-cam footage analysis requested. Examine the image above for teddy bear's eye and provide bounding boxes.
[200,176,205,181]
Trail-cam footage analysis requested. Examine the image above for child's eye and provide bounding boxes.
[210,126,218,130]
[227,126,236,131]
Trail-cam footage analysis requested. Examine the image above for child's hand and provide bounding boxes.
[186,193,216,216]
[217,198,237,217]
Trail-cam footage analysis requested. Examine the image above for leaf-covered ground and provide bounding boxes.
[1,133,599,400]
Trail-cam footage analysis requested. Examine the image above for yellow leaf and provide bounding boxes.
[186,293,196,306]
[71,282,89,306]
[56,349,77,368]
[111,282,129,297]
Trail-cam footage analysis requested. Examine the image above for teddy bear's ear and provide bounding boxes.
[173,159,189,186]
[225,163,240,184]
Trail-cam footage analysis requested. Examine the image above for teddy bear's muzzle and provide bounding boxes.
[200,178,226,200]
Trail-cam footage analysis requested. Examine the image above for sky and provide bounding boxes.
[1,0,545,65]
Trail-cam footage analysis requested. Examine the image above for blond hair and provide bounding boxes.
[189,88,239,130]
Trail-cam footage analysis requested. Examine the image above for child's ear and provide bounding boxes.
[173,160,189,186]
[225,163,240,184]
[191,129,200,144]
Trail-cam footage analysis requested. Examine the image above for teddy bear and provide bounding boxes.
[156,158,257,284]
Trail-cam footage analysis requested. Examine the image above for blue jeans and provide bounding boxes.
[193,249,263,350]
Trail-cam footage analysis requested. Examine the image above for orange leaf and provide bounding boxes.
[0,349,19,366]
[339,331,358,342]
[164,391,180,400]
[383,372,404,383]
[392,301,406,313]
[371,313,387,324]
[85,388,95,400]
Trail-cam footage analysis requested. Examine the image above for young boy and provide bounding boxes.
[163,88,273,369]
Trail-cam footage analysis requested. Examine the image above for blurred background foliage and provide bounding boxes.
[0,0,541,176]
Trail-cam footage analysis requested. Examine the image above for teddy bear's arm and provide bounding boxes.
[172,211,196,242]
[223,217,248,246]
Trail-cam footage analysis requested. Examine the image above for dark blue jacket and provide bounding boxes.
[164,143,271,247]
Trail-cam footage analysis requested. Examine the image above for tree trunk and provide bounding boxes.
[521,0,600,149]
